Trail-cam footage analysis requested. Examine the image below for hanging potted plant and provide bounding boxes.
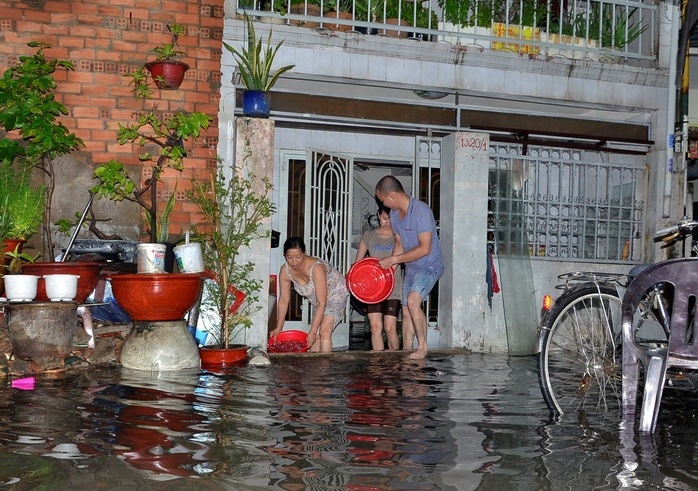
[187,160,274,367]
[144,24,190,90]
[224,15,295,118]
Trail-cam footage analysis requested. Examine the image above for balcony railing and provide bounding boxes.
[236,0,656,61]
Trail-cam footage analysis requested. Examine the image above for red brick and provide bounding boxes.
[51,13,76,25]
[70,25,99,37]
[57,82,83,93]
[91,130,117,141]
[72,107,98,119]
[84,141,107,153]
[68,49,96,59]
[2,8,23,20]
[15,21,45,33]
[44,24,71,36]
[21,10,52,23]
[122,30,148,43]
[111,40,141,53]
[77,118,105,129]
[106,0,136,7]
[72,3,98,15]
[44,45,70,59]
[59,37,86,48]
[97,5,123,17]
[161,2,189,13]
[45,1,71,13]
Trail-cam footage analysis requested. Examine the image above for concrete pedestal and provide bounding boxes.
[120,320,200,371]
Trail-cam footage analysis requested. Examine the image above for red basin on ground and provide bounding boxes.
[22,261,105,304]
[268,330,309,353]
[106,273,204,321]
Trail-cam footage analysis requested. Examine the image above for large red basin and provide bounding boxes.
[22,261,105,303]
[107,273,204,321]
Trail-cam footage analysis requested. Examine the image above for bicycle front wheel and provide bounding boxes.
[537,284,623,416]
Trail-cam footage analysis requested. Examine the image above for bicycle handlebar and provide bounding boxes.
[653,219,698,242]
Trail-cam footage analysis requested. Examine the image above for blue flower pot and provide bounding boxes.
[242,90,271,118]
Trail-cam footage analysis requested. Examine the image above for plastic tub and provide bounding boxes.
[268,330,309,353]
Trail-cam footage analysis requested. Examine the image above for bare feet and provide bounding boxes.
[407,349,427,360]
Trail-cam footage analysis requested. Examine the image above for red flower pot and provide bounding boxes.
[106,273,204,321]
[22,261,105,303]
[144,60,189,90]
[199,345,249,368]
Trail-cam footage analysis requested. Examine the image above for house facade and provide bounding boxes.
[219,0,686,353]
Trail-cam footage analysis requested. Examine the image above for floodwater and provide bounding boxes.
[1,350,698,490]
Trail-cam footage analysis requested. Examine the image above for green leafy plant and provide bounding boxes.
[152,24,187,60]
[4,244,40,275]
[145,189,176,243]
[0,161,46,240]
[91,66,211,243]
[188,162,275,349]
[0,41,85,257]
[223,16,295,91]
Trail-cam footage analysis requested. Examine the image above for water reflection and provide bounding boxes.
[1,353,698,489]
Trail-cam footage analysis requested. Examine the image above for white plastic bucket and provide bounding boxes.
[44,274,80,301]
[137,243,167,273]
[174,243,205,273]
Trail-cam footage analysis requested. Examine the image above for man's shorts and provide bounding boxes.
[402,267,443,304]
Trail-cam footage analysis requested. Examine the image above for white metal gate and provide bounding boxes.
[414,136,442,332]
[303,150,353,336]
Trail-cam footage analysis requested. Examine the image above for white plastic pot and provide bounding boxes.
[4,275,39,302]
[44,274,80,301]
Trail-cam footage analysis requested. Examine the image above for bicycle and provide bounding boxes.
[537,218,698,417]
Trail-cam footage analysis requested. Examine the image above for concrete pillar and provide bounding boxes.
[230,117,274,350]
[439,132,508,353]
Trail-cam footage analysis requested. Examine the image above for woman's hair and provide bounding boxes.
[283,236,306,255]
[376,205,391,217]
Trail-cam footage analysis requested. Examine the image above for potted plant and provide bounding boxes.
[0,41,85,260]
[224,16,295,118]
[0,160,46,255]
[144,24,190,90]
[91,67,211,247]
[3,245,41,301]
[289,0,323,28]
[187,161,274,364]
[322,0,354,31]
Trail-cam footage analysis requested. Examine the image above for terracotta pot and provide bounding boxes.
[290,3,322,28]
[22,261,105,304]
[200,345,249,368]
[144,60,190,90]
[107,273,205,321]
[2,239,26,255]
[380,18,408,39]
[322,11,353,31]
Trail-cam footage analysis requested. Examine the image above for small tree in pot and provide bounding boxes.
[0,41,85,259]
[188,161,275,350]
[91,67,211,244]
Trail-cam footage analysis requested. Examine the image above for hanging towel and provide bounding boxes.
[486,251,501,310]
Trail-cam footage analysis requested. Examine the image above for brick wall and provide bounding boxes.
[0,0,224,242]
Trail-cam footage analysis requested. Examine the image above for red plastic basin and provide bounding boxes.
[268,330,309,353]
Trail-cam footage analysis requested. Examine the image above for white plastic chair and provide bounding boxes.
[621,258,698,432]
